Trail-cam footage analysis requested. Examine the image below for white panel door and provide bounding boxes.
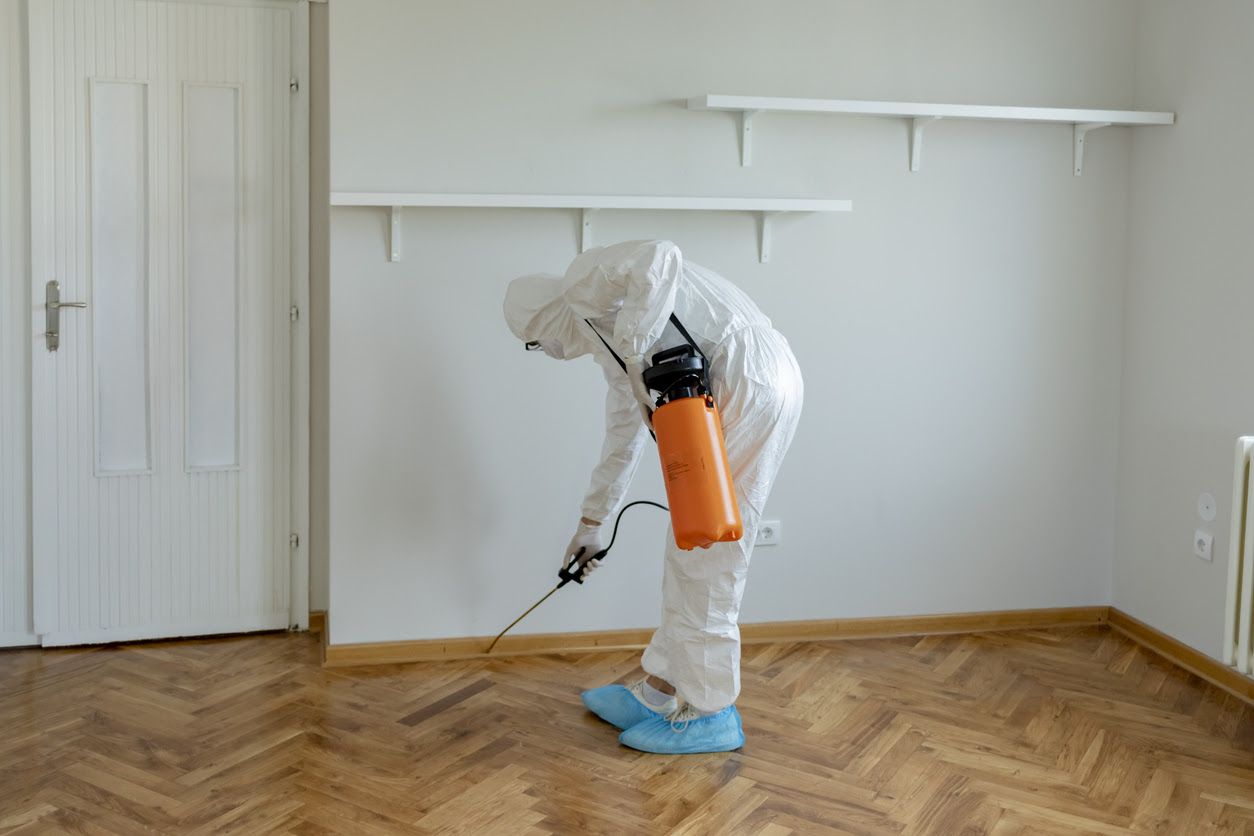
[29,0,298,645]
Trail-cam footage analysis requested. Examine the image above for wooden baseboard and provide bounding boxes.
[739,606,1109,644]
[308,610,325,635]
[1108,607,1254,705]
[322,605,1110,668]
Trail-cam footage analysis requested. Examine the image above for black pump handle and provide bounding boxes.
[554,501,670,589]
[557,546,609,588]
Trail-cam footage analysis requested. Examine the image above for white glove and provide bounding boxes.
[624,355,654,426]
[563,521,606,581]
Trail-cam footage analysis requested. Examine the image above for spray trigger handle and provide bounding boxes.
[558,546,609,588]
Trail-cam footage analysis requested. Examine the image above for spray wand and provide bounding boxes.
[485,500,668,654]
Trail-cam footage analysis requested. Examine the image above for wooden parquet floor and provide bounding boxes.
[2,625,1253,835]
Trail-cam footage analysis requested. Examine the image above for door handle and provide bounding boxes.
[45,280,87,352]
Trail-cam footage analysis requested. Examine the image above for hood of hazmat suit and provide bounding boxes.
[502,273,594,361]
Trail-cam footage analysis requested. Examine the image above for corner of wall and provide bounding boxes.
[1106,0,1149,612]
[307,0,330,613]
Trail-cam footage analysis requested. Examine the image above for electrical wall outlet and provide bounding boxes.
[1194,529,1213,562]
[756,520,782,547]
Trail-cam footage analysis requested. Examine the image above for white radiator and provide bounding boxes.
[1224,437,1254,675]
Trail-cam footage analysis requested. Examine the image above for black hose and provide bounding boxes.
[603,500,670,553]
[486,499,670,653]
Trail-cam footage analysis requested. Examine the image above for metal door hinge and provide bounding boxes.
[289,305,299,322]
[289,77,299,93]
[290,533,300,549]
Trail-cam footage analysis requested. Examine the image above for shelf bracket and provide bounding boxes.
[1072,122,1111,177]
[909,116,942,172]
[579,208,597,252]
[389,206,402,262]
[757,211,779,263]
[740,110,760,166]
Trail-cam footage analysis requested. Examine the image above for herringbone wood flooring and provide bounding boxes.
[2,626,1252,834]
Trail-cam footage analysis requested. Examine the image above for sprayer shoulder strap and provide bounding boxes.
[584,319,627,373]
[583,313,705,371]
[666,313,708,365]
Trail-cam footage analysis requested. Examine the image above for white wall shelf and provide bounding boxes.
[329,192,853,262]
[687,94,1175,174]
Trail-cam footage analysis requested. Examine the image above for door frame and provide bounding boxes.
[289,0,311,630]
[26,0,312,637]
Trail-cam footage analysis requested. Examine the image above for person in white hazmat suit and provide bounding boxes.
[503,240,803,754]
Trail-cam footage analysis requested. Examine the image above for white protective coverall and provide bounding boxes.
[503,240,804,712]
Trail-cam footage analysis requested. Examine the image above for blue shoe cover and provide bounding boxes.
[581,684,664,731]
[619,705,744,754]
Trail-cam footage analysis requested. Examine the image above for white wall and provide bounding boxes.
[1,0,35,647]
[1113,1,1254,657]
[328,0,1140,645]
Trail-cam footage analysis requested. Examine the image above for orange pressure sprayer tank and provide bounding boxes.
[641,341,743,550]
[652,394,743,550]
